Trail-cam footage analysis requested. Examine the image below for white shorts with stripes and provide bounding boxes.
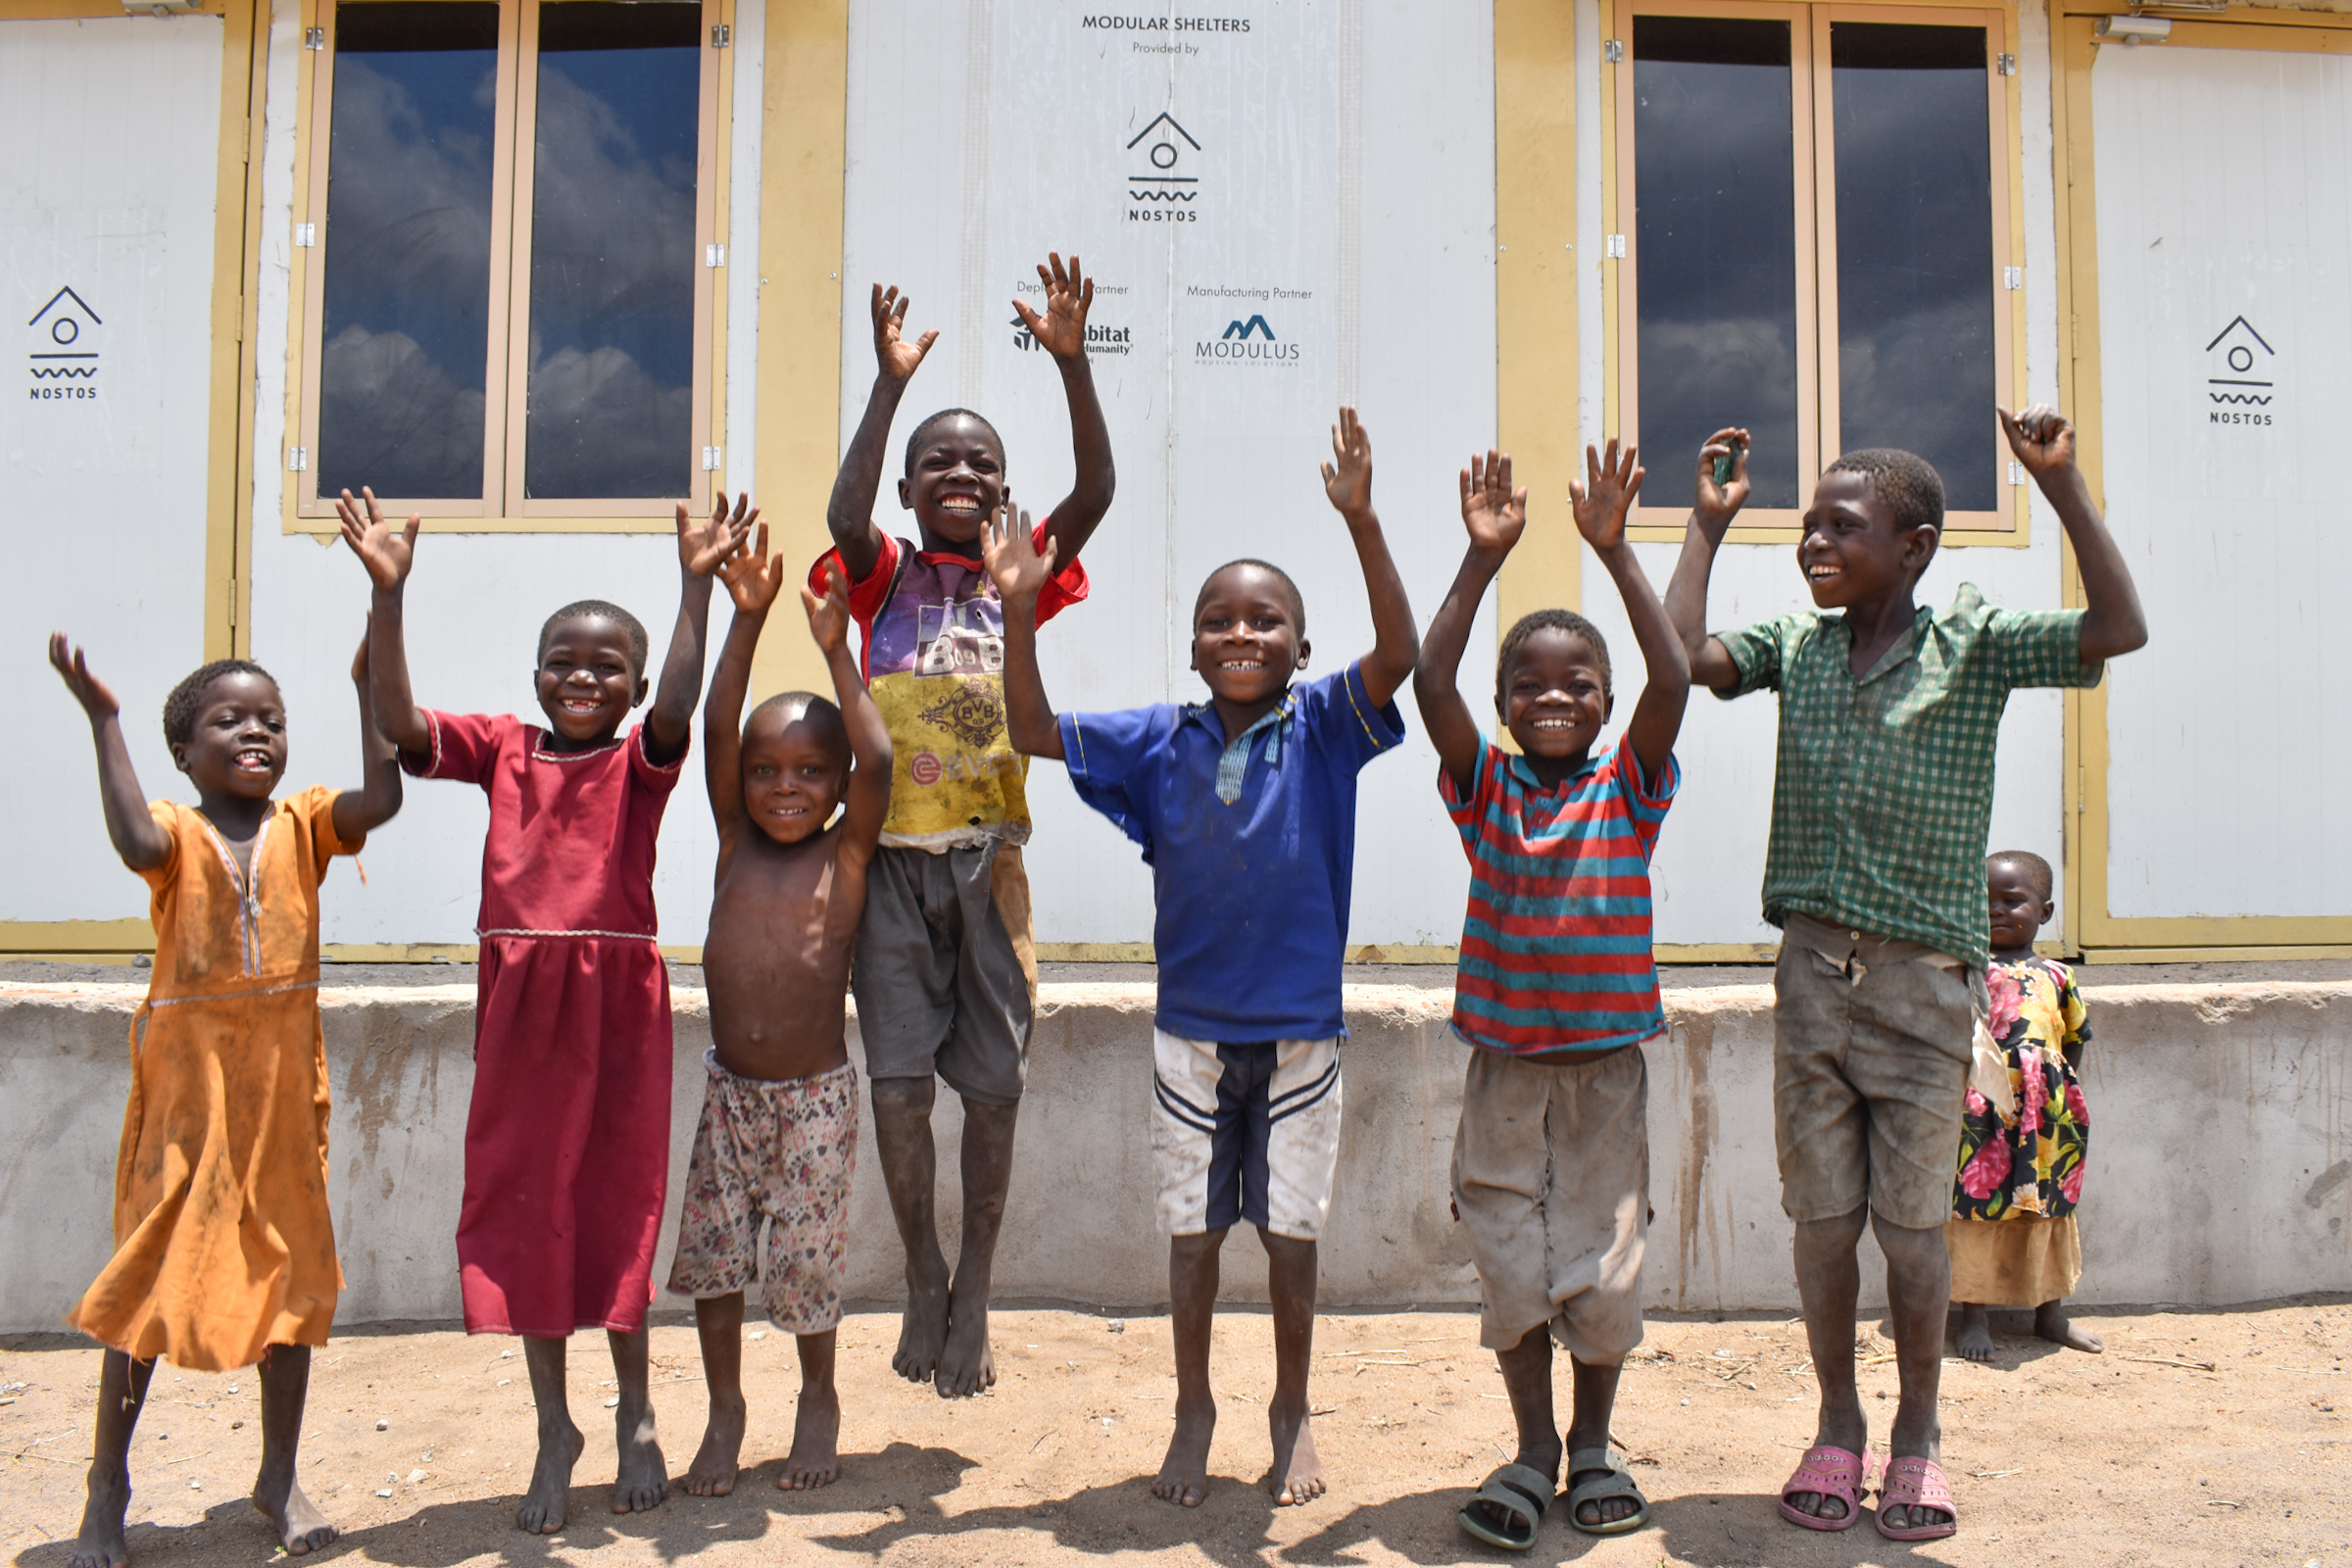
[1152,1029,1343,1240]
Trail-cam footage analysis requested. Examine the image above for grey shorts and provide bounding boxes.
[1450,1042,1652,1362]
[1772,912,1985,1231]
[852,839,1037,1106]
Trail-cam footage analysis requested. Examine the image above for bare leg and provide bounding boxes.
[870,1076,952,1386]
[937,1096,1018,1397]
[682,1296,745,1496]
[517,1337,584,1534]
[1262,1231,1325,1504]
[1153,1229,1224,1508]
[1874,1213,1952,1533]
[1787,1206,1869,1523]
[1479,1325,1560,1531]
[608,1327,667,1513]
[250,1346,336,1554]
[1954,1301,1996,1360]
[779,1331,841,1489]
[1565,1355,1633,1526]
[71,1350,152,1568]
[2034,1298,2103,1353]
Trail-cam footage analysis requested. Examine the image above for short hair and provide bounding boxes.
[1496,609,1612,698]
[539,600,649,677]
[1826,447,1945,537]
[1193,559,1306,637]
[1987,849,2055,902]
[163,660,277,747]
[746,691,849,765]
[904,407,1005,475]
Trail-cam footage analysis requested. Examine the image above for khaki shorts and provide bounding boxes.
[1772,912,1985,1231]
[1450,1042,1651,1361]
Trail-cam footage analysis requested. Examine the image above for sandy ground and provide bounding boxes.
[4,1300,2345,1568]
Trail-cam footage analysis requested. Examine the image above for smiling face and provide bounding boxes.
[1497,627,1612,765]
[741,701,849,846]
[1797,469,1937,610]
[172,671,287,801]
[898,414,1006,550]
[1986,858,2054,956]
[1191,563,1307,709]
[534,613,647,743]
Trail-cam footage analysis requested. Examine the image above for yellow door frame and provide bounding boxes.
[2053,4,2352,962]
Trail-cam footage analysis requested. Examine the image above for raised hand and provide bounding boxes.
[872,284,939,383]
[49,633,121,721]
[1460,450,1528,557]
[679,491,757,577]
[1321,406,1375,520]
[981,495,1056,607]
[800,557,853,656]
[716,520,784,615]
[1999,405,2077,477]
[1011,252,1094,361]
[1696,426,1750,522]
[336,487,419,590]
[1571,438,1644,551]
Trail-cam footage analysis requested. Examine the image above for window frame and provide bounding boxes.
[1610,0,2024,542]
[285,0,730,532]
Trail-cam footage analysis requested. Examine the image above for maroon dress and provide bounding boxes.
[407,710,682,1335]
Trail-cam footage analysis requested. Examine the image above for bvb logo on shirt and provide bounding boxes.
[919,677,1006,752]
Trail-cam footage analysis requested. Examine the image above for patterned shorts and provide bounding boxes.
[666,1054,858,1334]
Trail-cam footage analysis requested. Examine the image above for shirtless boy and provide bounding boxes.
[669,531,892,1495]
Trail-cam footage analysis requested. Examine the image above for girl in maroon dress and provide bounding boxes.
[340,485,752,1534]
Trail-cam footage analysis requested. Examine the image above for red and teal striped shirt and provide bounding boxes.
[1440,736,1679,1057]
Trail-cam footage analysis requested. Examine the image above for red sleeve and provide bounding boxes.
[808,533,902,637]
[1031,516,1091,627]
[627,722,687,798]
[401,710,509,787]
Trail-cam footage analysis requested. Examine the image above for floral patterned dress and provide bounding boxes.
[1946,956,2091,1304]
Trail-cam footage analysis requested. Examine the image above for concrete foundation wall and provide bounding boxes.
[2,978,2346,1335]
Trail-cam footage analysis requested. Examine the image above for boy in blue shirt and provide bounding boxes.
[988,407,1418,1510]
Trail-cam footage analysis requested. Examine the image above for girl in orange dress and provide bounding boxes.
[49,629,402,1568]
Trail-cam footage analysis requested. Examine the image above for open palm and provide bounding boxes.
[1460,450,1527,554]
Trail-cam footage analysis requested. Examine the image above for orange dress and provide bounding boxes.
[68,788,363,1370]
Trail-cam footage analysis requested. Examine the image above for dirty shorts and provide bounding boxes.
[666,1054,858,1334]
[1152,1031,1343,1241]
[1451,1041,1652,1360]
[1773,911,1987,1231]
[852,840,1036,1106]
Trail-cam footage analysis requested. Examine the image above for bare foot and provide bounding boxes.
[1955,1303,1996,1361]
[681,1395,744,1497]
[935,1290,996,1399]
[779,1386,841,1490]
[611,1396,668,1514]
[517,1423,584,1535]
[894,1275,950,1386]
[252,1472,339,1555]
[71,1465,131,1568]
[1268,1396,1325,1505]
[2035,1301,2104,1353]
[1152,1398,1215,1507]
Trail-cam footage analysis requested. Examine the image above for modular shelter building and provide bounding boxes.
[4,0,2344,967]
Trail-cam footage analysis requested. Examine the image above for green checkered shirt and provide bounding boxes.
[1717,584,2102,968]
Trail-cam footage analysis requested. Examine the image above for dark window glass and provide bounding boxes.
[1633,16,1801,509]
[1830,23,1995,511]
[523,1,700,499]
[317,2,499,500]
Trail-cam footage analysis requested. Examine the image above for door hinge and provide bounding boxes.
[710,22,729,46]
[2010,461,2028,485]
[304,24,323,48]
[1603,38,1624,63]
[286,446,309,472]
[226,581,238,630]
[2004,266,2023,290]
[295,222,316,247]
[1604,234,1627,259]
[705,242,725,269]
[1996,51,2017,75]
[702,446,723,471]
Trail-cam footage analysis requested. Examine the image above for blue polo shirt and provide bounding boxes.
[1058,662,1405,1042]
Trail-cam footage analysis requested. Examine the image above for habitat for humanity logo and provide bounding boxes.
[1009,312,1133,357]
[1126,112,1200,222]
[1197,315,1299,365]
[27,286,100,402]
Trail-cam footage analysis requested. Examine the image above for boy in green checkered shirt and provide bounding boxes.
[1663,407,2145,1543]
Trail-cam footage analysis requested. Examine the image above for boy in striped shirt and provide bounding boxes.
[1416,433,1728,1547]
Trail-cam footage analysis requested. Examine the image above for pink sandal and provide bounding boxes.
[1779,1446,1870,1531]
[1875,1455,1958,1541]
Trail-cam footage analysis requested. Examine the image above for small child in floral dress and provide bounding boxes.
[1949,851,2100,1359]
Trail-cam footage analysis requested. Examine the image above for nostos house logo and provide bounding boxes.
[27,285,100,402]
[2204,315,2275,427]
[1197,315,1299,365]
[1126,112,1200,223]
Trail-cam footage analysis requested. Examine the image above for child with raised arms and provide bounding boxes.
[987,406,1417,1509]
[1664,408,2144,1541]
[338,485,751,1532]
[667,529,892,1496]
[1418,435,1714,1548]
[49,626,403,1567]
[812,252,1113,1399]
